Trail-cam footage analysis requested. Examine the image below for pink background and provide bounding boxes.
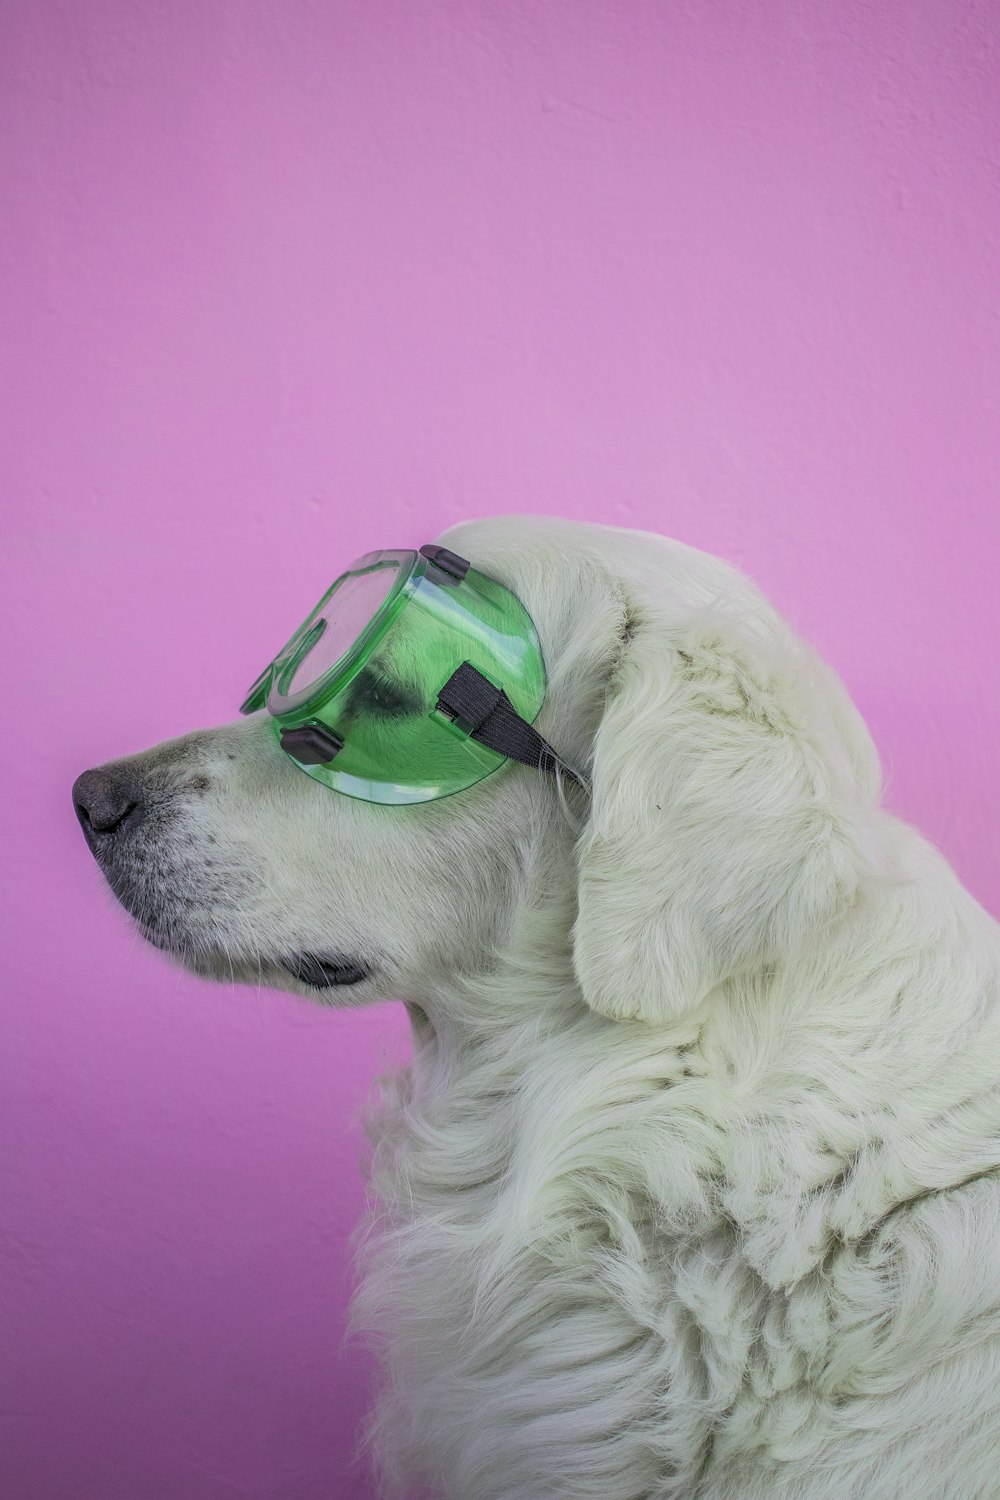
[3,2,999,1497]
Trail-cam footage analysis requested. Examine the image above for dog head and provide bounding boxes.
[73,516,880,1022]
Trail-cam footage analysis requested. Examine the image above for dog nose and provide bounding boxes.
[72,766,143,845]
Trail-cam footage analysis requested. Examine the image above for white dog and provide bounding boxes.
[73,517,1000,1499]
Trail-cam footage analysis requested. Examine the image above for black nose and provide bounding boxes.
[72,766,144,848]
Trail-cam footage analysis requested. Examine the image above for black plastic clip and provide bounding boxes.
[279,723,345,766]
[419,544,470,584]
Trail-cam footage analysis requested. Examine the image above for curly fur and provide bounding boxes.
[78,517,1000,1499]
[353,520,1000,1499]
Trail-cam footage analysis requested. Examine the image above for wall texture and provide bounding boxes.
[3,2,999,1497]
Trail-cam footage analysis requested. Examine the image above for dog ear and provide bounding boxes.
[572,599,875,1025]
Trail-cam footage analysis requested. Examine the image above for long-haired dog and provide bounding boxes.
[73,516,1000,1499]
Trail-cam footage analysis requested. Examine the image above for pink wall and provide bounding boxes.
[3,2,999,1496]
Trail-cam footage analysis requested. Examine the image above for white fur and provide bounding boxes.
[92,518,1000,1499]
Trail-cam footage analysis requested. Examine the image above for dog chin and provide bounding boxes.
[135,920,371,995]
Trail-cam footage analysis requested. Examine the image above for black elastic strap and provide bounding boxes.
[436,662,586,788]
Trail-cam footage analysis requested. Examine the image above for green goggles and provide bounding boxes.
[240,544,582,805]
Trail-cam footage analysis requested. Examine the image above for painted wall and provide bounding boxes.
[3,2,998,1496]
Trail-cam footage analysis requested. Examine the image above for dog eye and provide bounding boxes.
[347,669,423,719]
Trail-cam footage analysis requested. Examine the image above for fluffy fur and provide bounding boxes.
[77,517,1000,1499]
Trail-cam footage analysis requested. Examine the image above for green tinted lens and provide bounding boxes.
[245,548,546,804]
[282,559,401,699]
[261,551,414,718]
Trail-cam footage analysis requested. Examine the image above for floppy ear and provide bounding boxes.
[572,598,875,1025]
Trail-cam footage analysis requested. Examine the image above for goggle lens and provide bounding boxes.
[280,559,401,700]
[240,545,557,803]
